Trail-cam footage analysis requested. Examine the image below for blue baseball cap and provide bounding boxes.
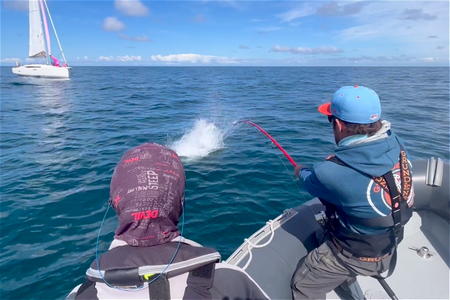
[318,85,381,124]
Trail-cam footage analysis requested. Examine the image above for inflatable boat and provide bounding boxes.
[68,157,448,299]
[226,157,449,299]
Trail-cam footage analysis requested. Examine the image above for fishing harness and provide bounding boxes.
[323,149,413,280]
[77,239,220,300]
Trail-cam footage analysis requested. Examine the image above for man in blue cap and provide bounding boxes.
[291,86,415,299]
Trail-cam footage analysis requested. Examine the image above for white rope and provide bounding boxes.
[241,246,253,270]
[42,0,67,64]
[241,220,275,270]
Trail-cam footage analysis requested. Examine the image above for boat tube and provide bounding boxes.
[226,157,449,299]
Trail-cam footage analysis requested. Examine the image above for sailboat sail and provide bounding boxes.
[29,0,46,57]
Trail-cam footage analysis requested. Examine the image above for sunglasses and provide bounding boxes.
[328,116,335,123]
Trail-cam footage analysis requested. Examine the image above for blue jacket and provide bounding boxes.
[300,129,413,235]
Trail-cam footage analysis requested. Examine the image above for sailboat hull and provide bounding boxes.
[12,64,70,78]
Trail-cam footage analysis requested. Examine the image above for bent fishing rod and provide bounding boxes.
[234,120,298,169]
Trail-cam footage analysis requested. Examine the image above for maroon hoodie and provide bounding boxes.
[110,143,185,247]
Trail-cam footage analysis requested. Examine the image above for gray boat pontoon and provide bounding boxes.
[226,157,449,299]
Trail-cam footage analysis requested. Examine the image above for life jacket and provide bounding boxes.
[323,149,413,258]
[74,237,221,300]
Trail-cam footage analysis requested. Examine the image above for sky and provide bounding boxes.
[1,0,449,66]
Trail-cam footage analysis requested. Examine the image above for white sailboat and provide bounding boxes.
[12,0,70,78]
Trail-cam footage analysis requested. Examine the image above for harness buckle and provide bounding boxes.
[142,273,156,281]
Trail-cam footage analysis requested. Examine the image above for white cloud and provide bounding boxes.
[339,2,448,41]
[102,18,149,42]
[422,57,437,63]
[316,1,370,17]
[277,0,448,61]
[115,0,149,17]
[277,4,316,22]
[117,55,142,62]
[98,55,142,62]
[335,1,448,62]
[277,2,369,23]
[150,53,238,64]
[99,56,114,61]
[401,8,437,21]
[342,55,414,64]
[272,45,342,55]
[103,17,125,32]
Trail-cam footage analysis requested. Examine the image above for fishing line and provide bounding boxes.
[262,134,294,177]
[271,141,303,194]
[276,149,299,179]
[95,199,185,292]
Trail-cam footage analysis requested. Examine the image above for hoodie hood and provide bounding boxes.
[110,143,185,247]
[335,122,403,177]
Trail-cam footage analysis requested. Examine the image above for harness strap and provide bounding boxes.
[148,274,170,300]
[103,267,140,286]
[75,280,96,299]
[184,262,215,299]
[383,171,402,228]
[372,248,398,280]
[146,263,216,300]
[399,150,412,200]
[375,276,399,300]
[372,170,403,282]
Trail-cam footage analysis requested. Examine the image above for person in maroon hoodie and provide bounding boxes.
[68,143,268,300]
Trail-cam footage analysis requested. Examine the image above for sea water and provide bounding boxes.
[0,66,448,299]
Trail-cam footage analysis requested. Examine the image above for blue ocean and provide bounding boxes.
[1,66,448,299]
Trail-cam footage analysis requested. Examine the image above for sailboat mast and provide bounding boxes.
[38,0,51,64]
[42,0,68,65]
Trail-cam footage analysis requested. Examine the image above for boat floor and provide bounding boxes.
[327,211,449,299]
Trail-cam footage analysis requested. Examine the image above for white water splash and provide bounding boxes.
[170,119,225,159]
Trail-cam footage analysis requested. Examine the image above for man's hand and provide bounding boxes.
[294,164,303,177]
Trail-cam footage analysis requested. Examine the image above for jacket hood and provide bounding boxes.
[335,130,403,177]
[110,143,185,247]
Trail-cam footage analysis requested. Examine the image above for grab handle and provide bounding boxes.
[426,157,443,187]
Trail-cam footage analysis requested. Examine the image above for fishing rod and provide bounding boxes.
[234,120,298,168]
